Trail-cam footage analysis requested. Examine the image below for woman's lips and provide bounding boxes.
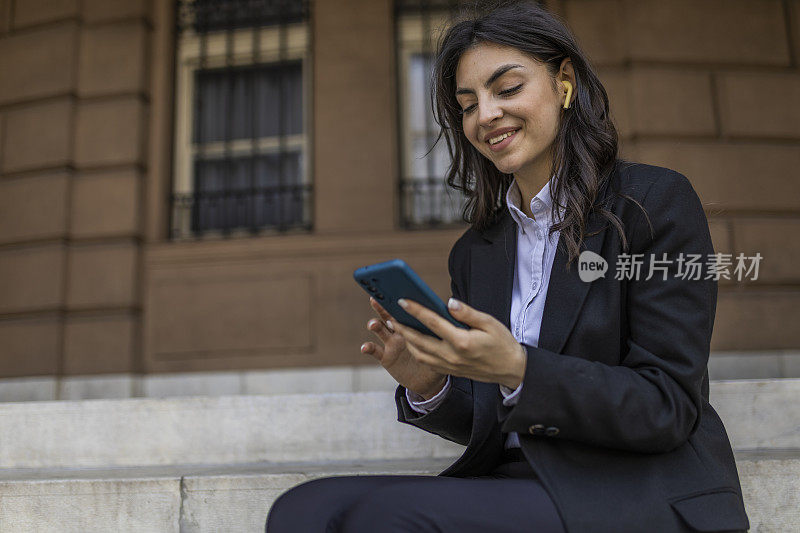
[487,129,519,152]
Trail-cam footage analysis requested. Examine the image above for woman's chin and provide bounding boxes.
[480,147,524,174]
[491,160,520,175]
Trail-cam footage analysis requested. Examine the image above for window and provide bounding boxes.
[171,0,312,239]
[396,0,465,228]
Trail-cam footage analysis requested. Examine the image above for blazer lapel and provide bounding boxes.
[538,217,608,354]
[539,165,617,354]
[470,212,516,330]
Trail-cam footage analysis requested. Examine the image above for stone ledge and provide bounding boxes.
[0,392,465,469]
[711,379,800,450]
[2,355,799,402]
[0,458,454,533]
[0,454,793,533]
[736,454,800,533]
[0,380,796,469]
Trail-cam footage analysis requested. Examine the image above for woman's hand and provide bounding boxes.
[393,298,526,390]
[361,297,448,400]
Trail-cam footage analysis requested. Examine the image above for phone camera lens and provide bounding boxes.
[367,286,377,293]
[359,279,369,286]
[375,293,384,300]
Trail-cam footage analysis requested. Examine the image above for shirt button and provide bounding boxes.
[545,426,560,437]
[528,424,546,435]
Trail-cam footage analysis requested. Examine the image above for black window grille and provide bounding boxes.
[171,0,311,239]
[395,0,466,228]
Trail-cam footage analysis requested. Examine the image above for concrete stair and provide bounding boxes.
[0,380,796,532]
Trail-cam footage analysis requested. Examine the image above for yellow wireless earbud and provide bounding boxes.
[562,80,573,109]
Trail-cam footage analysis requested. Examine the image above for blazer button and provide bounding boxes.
[528,424,545,435]
[545,426,560,437]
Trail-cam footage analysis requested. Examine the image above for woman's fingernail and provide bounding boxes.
[397,299,408,309]
[386,320,394,332]
[448,298,461,311]
[361,343,369,353]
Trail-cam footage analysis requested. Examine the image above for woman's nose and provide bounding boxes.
[477,99,503,126]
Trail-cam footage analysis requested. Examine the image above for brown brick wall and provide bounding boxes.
[78,21,148,97]
[634,142,800,211]
[0,244,66,314]
[81,0,152,23]
[792,0,800,62]
[0,0,148,377]
[63,313,138,374]
[67,242,139,309]
[566,0,800,353]
[1,98,74,173]
[0,0,11,33]
[732,217,800,284]
[0,316,61,377]
[628,68,716,136]
[625,0,790,65]
[563,0,625,66]
[71,170,141,239]
[12,0,78,29]
[0,111,4,170]
[74,97,147,167]
[0,22,78,105]
[0,171,69,243]
[715,290,800,350]
[0,0,797,380]
[313,0,397,233]
[717,72,800,138]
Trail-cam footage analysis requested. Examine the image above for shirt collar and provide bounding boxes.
[505,176,562,230]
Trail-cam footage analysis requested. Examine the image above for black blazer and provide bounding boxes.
[395,160,749,533]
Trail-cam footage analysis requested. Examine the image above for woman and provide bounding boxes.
[267,2,749,531]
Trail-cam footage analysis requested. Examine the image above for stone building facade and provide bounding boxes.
[0,0,798,398]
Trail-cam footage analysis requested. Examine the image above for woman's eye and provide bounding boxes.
[500,84,523,95]
[461,84,523,114]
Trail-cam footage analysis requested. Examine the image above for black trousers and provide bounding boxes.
[266,449,565,532]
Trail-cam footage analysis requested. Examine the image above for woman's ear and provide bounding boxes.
[558,57,576,107]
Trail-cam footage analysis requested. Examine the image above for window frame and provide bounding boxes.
[171,7,313,240]
[396,10,466,229]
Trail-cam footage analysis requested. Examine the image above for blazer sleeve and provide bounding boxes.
[394,236,475,446]
[499,170,716,453]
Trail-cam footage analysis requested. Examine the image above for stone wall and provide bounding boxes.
[0,0,149,377]
[559,0,800,351]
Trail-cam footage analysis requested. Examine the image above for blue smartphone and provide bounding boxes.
[353,259,468,338]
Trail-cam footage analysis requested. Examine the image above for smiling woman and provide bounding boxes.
[265,1,749,532]
[455,45,569,211]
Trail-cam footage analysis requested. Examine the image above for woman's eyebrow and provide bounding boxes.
[456,64,525,96]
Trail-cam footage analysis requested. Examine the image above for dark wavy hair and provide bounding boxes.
[431,0,639,266]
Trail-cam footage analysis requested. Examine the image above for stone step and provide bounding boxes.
[0,392,464,469]
[0,379,796,469]
[735,451,800,533]
[0,454,795,533]
[0,458,453,533]
[710,378,800,450]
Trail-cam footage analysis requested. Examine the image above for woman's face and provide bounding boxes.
[455,42,570,179]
